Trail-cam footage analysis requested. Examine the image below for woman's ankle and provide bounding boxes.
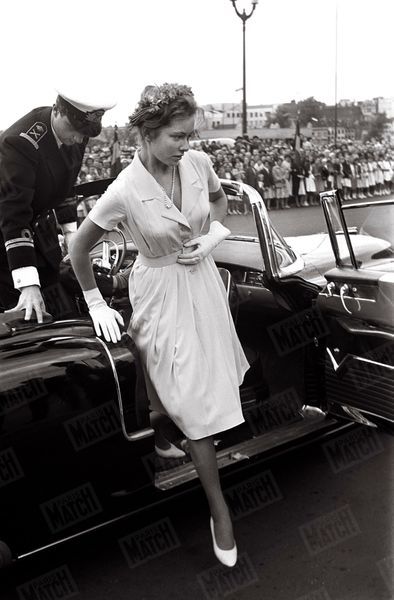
[210,501,231,523]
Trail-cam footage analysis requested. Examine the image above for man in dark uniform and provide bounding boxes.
[0,91,115,321]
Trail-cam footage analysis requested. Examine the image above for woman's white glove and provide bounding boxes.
[177,221,230,265]
[83,288,124,343]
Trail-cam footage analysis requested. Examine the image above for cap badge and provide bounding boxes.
[85,109,105,123]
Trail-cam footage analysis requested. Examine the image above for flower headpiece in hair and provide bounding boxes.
[129,83,194,127]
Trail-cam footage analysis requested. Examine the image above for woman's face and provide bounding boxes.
[146,115,195,166]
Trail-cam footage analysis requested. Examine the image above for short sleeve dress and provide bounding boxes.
[88,149,249,440]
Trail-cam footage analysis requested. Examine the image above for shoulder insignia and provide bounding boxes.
[19,122,48,149]
[5,227,35,252]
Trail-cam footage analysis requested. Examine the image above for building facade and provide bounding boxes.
[202,103,276,131]
[200,96,393,141]
[311,126,356,145]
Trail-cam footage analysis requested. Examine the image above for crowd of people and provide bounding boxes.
[203,137,393,212]
[78,135,394,214]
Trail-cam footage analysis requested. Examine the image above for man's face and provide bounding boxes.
[52,110,85,145]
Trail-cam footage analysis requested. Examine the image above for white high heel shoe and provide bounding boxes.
[155,442,186,459]
[210,517,237,567]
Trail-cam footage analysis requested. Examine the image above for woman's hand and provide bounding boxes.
[177,221,230,265]
[89,303,124,343]
[83,287,124,343]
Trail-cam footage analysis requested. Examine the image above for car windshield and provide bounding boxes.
[343,202,394,270]
[323,198,394,271]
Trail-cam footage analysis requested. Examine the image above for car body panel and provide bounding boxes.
[315,191,394,426]
[0,318,154,557]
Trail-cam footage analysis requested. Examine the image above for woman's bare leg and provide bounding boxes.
[187,435,234,550]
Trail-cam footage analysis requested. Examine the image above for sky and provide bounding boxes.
[1,0,393,130]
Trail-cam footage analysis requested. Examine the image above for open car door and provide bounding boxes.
[316,191,394,427]
[222,182,330,415]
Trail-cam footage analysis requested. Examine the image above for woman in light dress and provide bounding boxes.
[381,155,393,194]
[70,83,249,567]
[304,158,318,205]
[374,153,384,196]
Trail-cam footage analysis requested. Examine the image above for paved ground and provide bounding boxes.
[1,426,393,599]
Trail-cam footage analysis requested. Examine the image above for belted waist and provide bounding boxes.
[137,250,180,268]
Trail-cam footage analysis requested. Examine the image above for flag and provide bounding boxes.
[110,125,122,177]
[294,117,302,153]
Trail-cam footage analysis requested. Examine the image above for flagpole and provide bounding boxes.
[111,124,122,178]
[294,112,301,153]
[334,1,338,147]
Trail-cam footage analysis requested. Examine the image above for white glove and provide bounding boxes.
[177,221,230,265]
[83,288,124,343]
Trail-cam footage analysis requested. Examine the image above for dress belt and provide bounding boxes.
[137,250,181,268]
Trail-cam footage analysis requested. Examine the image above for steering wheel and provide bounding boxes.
[89,227,127,276]
[63,226,127,276]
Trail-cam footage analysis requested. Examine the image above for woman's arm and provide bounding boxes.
[209,186,228,224]
[69,216,106,291]
[177,186,230,265]
[69,216,124,343]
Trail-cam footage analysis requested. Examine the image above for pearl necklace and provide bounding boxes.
[160,166,176,209]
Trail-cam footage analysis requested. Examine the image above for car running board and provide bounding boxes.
[154,414,339,491]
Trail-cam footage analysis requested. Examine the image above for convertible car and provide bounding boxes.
[0,180,392,567]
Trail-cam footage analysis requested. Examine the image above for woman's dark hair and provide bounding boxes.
[129,83,202,139]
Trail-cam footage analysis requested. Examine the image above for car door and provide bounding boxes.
[315,191,394,427]
[217,182,329,424]
[0,316,154,559]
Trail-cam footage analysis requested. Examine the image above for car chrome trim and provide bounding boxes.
[232,182,304,280]
[341,406,378,427]
[16,483,185,561]
[343,199,394,210]
[326,347,340,371]
[320,189,359,270]
[340,403,394,424]
[95,336,154,442]
[348,356,394,371]
[320,292,376,303]
[326,347,394,376]
[337,318,394,340]
[218,267,232,297]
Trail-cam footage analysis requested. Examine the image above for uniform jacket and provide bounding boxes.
[0,106,86,271]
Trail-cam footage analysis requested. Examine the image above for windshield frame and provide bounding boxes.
[225,180,305,280]
[320,190,359,269]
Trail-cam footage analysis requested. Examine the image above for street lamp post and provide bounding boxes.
[229,0,259,136]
